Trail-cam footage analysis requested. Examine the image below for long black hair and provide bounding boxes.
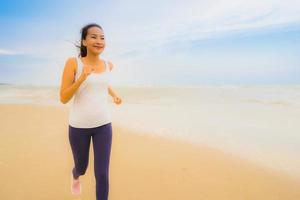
[76,23,103,57]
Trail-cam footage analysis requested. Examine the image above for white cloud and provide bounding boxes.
[0,48,24,55]
[103,0,300,58]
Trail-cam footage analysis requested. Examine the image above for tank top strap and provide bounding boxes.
[105,60,110,72]
[75,56,83,79]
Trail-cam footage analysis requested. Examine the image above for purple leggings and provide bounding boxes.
[69,122,112,200]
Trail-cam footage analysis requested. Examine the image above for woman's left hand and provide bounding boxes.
[113,95,122,105]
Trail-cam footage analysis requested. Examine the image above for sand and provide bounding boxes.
[0,103,300,200]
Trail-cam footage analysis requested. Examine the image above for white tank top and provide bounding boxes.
[68,56,112,128]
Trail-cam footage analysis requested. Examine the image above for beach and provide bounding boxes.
[1,84,300,199]
[0,103,300,200]
[1,0,300,198]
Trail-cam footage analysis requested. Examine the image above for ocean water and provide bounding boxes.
[1,84,300,180]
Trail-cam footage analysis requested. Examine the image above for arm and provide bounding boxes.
[107,61,116,98]
[108,85,117,98]
[106,61,122,105]
[59,58,85,104]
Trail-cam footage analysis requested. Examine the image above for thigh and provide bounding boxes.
[92,123,113,172]
[69,125,92,163]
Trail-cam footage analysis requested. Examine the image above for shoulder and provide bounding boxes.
[65,57,77,67]
[64,57,78,73]
[106,60,114,72]
[66,57,77,64]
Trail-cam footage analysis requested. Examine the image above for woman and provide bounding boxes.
[59,23,122,200]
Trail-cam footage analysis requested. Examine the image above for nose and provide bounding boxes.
[96,40,104,46]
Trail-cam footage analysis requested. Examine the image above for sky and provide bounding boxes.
[0,0,299,87]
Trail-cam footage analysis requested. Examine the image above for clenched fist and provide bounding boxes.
[79,65,94,81]
[113,95,122,105]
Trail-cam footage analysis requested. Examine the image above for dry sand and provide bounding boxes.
[0,104,300,200]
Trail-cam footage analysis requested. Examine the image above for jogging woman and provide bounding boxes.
[60,23,122,200]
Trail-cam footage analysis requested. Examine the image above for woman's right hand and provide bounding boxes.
[79,65,94,81]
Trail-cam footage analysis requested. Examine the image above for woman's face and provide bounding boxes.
[83,26,105,56]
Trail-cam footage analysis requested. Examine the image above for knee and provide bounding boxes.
[76,164,89,176]
[78,168,87,176]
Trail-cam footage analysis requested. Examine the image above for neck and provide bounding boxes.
[85,53,101,64]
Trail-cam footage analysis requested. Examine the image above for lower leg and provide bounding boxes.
[93,123,113,200]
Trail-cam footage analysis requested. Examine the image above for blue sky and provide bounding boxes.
[0,0,299,86]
